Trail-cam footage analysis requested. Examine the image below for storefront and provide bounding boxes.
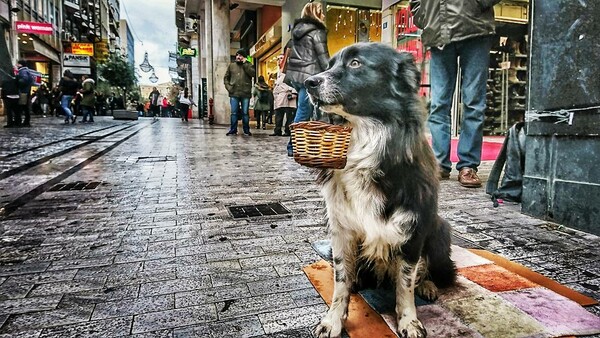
[250,18,282,88]
[16,21,61,89]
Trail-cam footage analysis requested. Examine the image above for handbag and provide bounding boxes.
[18,93,28,105]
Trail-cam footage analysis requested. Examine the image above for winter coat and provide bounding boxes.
[36,87,50,105]
[284,17,329,85]
[59,76,79,96]
[16,66,33,94]
[80,78,96,107]
[149,90,160,106]
[224,61,255,98]
[409,0,501,48]
[252,83,273,112]
[273,72,297,110]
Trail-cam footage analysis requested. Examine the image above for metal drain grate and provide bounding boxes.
[228,203,291,218]
[137,156,176,163]
[48,181,102,192]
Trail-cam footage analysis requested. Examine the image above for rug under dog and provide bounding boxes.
[304,243,600,338]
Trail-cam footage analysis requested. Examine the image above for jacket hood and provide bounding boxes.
[83,78,95,84]
[292,17,327,40]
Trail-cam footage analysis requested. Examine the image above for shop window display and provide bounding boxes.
[326,6,382,56]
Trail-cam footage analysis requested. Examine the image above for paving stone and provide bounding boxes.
[128,329,174,338]
[175,283,249,308]
[92,294,174,320]
[142,255,208,270]
[105,267,177,287]
[0,295,62,315]
[131,304,217,334]
[0,305,93,334]
[205,248,265,262]
[211,267,279,287]
[138,276,211,297]
[254,328,315,338]
[239,253,300,269]
[176,260,241,279]
[175,242,233,257]
[258,304,327,334]
[74,262,143,279]
[38,316,133,338]
[5,269,78,285]
[59,285,140,306]
[215,293,297,320]
[173,316,264,338]
[247,275,313,296]
[46,256,114,271]
[0,262,50,277]
[289,288,324,307]
[0,279,34,300]
[28,277,107,297]
[0,329,41,338]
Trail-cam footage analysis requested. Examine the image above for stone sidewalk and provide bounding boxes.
[0,116,598,337]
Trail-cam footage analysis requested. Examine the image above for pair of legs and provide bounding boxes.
[228,96,250,135]
[428,36,492,174]
[179,103,189,121]
[255,109,268,129]
[273,107,295,136]
[81,105,95,122]
[287,82,314,155]
[3,98,20,127]
[61,95,74,123]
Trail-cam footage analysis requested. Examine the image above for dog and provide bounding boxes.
[304,43,457,338]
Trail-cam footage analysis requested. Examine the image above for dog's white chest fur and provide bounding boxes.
[321,120,416,261]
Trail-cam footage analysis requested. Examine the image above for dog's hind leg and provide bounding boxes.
[315,230,357,338]
[395,258,427,338]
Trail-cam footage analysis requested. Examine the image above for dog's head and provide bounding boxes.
[305,43,421,124]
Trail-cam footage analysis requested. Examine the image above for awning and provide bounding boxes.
[382,0,403,10]
[20,38,61,64]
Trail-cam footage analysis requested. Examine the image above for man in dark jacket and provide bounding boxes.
[224,48,255,136]
[410,0,501,188]
[15,60,34,127]
[1,77,20,127]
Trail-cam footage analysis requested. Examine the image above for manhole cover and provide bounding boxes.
[137,156,176,162]
[48,181,102,191]
[227,203,291,218]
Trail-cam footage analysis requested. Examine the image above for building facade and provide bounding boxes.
[119,19,134,65]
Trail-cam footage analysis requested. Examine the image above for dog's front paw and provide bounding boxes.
[416,280,438,301]
[397,318,426,338]
[315,314,344,338]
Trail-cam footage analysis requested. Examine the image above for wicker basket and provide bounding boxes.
[290,121,353,169]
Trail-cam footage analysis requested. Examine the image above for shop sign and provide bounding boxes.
[29,70,43,86]
[16,21,53,35]
[71,42,94,56]
[63,66,91,75]
[250,22,282,58]
[63,53,91,67]
[178,47,197,57]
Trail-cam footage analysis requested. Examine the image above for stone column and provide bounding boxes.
[205,0,231,125]
[190,35,200,118]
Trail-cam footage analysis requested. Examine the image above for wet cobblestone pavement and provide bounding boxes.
[0,116,598,337]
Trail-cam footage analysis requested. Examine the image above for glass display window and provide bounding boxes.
[326,6,382,56]
[259,47,281,88]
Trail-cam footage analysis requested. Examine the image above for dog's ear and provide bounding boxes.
[393,52,421,95]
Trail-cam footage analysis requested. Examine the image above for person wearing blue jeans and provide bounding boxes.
[410,0,501,187]
[283,2,329,156]
[229,97,250,134]
[61,95,74,124]
[57,70,79,124]
[286,82,313,156]
[224,48,255,136]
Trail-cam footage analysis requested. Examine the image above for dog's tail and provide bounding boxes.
[424,216,457,288]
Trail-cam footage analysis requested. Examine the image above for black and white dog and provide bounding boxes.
[305,43,456,338]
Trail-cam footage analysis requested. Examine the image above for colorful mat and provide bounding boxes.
[426,139,503,162]
[304,244,600,338]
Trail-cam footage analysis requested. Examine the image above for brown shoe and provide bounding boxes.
[458,168,482,188]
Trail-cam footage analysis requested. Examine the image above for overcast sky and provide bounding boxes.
[120,0,176,85]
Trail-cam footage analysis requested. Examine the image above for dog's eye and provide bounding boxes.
[349,59,361,68]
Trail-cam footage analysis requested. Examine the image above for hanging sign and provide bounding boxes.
[71,43,94,56]
[178,47,197,57]
[63,53,91,67]
[16,21,53,35]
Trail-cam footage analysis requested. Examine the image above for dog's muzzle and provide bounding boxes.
[304,75,324,102]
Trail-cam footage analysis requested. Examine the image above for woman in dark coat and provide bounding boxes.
[284,2,329,156]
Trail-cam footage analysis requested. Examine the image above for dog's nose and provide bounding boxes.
[305,76,323,89]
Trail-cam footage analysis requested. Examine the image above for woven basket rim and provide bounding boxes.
[290,121,352,133]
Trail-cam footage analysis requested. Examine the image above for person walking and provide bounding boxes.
[15,60,34,127]
[224,48,255,136]
[58,70,79,124]
[271,55,297,137]
[252,76,273,130]
[79,75,96,123]
[177,87,195,122]
[410,0,501,187]
[148,87,160,118]
[283,1,329,156]
[1,76,20,128]
[107,92,116,115]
